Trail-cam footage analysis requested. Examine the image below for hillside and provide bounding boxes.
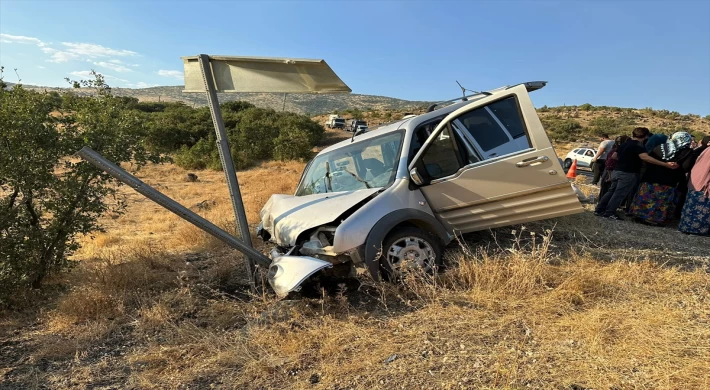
[12,83,431,115]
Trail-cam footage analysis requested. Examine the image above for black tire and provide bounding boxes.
[563,158,572,170]
[380,226,442,280]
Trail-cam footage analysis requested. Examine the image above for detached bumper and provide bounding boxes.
[267,255,332,297]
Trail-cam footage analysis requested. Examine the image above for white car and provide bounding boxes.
[355,125,369,133]
[563,147,596,169]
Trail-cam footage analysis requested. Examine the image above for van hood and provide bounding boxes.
[260,188,381,247]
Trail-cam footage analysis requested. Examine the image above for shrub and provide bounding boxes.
[172,107,323,171]
[0,71,162,301]
[274,127,315,161]
[541,118,583,141]
[587,117,634,137]
[173,136,221,170]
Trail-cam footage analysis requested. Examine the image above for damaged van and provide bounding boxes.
[257,82,583,295]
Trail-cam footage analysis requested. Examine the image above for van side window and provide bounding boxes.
[419,126,461,179]
[454,96,532,159]
[488,97,527,139]
[457,109,509,152]
[408,116,445,163]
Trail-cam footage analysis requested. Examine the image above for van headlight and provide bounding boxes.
[268,264,283,279]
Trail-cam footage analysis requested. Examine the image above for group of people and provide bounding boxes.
[589,127,710,235]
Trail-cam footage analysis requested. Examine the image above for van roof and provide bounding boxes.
[318,81,546,154]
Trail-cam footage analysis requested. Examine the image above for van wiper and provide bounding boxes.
[342,170,371,188]
[325,162,332,192]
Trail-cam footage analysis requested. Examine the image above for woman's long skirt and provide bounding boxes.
[678,190,710,235]
[629,182,677,224]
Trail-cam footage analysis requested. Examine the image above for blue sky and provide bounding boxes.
[1,0,709,115]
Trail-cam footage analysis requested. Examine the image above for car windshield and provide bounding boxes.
[296,132,403,196]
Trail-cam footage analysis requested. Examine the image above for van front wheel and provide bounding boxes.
[381,227,442,279]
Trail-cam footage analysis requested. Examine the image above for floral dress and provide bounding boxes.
[678,190,710,235]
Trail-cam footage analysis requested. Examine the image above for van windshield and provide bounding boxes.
[296,132,403,196]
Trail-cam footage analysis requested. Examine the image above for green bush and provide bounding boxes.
[541,118,583,141]
[588,117,632,137]
[0,72,162,302]
[274,127,315,161]
[172,107,322,171]
[173,136,221,170]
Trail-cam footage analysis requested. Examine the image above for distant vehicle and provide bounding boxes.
[563,147,596,169]
[347,119,367,132]
[326,115,345,129]
[355,125,369,133]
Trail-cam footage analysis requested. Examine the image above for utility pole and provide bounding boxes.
[282,93,287,111]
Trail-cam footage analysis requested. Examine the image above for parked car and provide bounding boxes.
[326,114,345,129]
[347,119,367,132]
[563,147,596,169]
[355,125,369,133]
[257,81,583,293]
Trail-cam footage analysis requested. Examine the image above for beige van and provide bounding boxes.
[258,82,584,295]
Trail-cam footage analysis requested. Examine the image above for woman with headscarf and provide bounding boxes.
[678,147,710,235]
[629,131,694,225]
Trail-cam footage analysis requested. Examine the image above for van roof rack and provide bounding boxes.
[426,81,547,112]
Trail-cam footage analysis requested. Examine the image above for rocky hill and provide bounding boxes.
[10,83,431,115]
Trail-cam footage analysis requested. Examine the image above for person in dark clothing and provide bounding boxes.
[591,134,613,185]
[645,133,668,153]
[598,135,629,200]
[687,135,710,171]
[629,132,694,225]
[594,127,678,220]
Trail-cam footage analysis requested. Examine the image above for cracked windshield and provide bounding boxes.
[296,132,403,196]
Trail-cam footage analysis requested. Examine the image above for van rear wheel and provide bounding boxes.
[381,227,442,279]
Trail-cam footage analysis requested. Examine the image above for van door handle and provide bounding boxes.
[516,155,549,167]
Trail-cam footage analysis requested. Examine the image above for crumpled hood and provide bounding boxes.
[260,188,381,246]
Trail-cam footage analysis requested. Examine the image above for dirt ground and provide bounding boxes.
[1,127,709,389]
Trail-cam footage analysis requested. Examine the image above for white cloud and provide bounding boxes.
[129,81,158,88]
[0,33,46,47]
[157,69,183,80]
[37,65,45,69]
[61,42,137,58]
[69,70,95,78]
[42,47,79,63]
[94,61,131,72]
[38,41,139,63]
[69,70,128,83]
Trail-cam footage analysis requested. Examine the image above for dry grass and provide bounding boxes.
[2,137,710,388]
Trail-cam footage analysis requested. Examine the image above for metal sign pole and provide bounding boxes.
[197,54,256,291]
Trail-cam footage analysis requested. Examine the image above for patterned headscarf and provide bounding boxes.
[660,132,692,160]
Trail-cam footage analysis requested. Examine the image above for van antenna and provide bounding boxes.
[456,80,467,101]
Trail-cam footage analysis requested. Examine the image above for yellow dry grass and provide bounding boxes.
[2,136,709,388]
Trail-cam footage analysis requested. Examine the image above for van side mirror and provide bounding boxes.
[410,167,424,185]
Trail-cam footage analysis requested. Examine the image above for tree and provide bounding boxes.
[172,107,323,171]
[0,71,161,301]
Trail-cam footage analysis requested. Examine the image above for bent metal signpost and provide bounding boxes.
[80,55,351,292]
